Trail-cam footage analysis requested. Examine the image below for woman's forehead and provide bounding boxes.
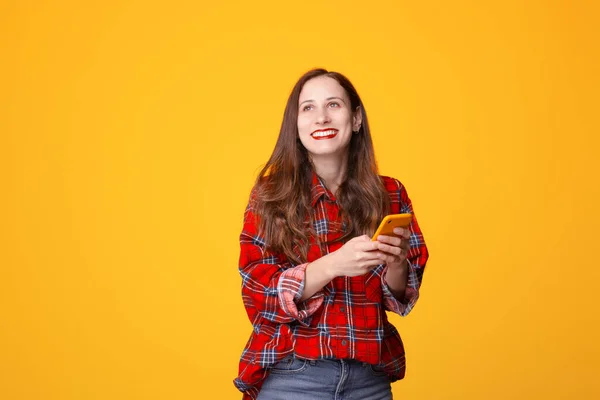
[299,76,347,103]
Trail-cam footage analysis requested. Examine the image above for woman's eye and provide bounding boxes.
[329,102,340,108]
[303,105,313,111]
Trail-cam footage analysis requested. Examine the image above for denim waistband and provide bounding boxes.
[294,356,371,368]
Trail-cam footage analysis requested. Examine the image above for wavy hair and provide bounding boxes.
[252,68,390,264]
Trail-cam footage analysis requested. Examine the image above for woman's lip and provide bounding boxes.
[311,128,339,134]
[311,131,338,140]
[310,128,338,140]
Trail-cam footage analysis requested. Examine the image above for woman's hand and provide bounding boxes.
[374,227,411,269]
[326,234,398,278]
[376,227,412,299]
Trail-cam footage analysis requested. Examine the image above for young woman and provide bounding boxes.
[234,69,429,400]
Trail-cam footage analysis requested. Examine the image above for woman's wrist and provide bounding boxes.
[312,252,339,280]
[384,260,409,300]
[299,255,337,301]
[326,253,340,280]
[386,258,408,271]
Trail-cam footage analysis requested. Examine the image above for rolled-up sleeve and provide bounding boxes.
[381,178,429,317]
[239,200,324,326]
[381,260,421,316]
[278,263,325,326]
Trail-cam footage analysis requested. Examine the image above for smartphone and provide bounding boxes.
[371,213,412,241]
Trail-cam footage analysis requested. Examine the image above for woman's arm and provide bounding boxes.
[299,235,397,301]
[382,260,409,300]
[298,256,335,302]
[376,177,429,316]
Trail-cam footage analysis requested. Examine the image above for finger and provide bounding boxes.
[365,249,398,263]
[374,242,402,256]
[363,257,387,267]
[353,234,372,243]
[359,250,387,261]
[352,259,385,275]
[377,252,399,264]
[355,240,380,252]
[357,250,397,267]
[393,227,411,239]
[375,235,402,247]
[349,235,369,243]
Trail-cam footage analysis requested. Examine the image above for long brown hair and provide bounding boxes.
[252,68,390,264]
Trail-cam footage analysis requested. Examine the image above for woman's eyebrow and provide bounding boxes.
[299,97,346,106]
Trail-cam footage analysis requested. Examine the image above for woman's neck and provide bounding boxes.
[311,152,348,195]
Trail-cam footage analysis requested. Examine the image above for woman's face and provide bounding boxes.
[297,76,362,160]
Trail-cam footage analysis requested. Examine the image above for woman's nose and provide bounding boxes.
[316,110,331,124]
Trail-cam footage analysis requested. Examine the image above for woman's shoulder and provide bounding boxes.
[379,175,413,213]
[378,175,405,193]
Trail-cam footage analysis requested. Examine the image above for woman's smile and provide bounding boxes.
[311,129,339,140]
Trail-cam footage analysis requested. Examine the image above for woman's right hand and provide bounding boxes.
[326,235,394,278]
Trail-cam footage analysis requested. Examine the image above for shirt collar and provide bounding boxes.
[310,171,337,206]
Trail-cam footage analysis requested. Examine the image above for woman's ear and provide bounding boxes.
[353,106,363,132]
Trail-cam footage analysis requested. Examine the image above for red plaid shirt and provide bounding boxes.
[234,173,429,399]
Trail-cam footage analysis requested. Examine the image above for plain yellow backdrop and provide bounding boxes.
[1,1,599,399]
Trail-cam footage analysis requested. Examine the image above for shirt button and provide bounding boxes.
[342,340,347,346]
[340,307,346,313]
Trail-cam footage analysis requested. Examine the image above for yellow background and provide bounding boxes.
[2,1,599,399]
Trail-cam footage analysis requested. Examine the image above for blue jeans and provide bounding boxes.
[256,357,393,400]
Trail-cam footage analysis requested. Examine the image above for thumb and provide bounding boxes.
[357,234,371,241]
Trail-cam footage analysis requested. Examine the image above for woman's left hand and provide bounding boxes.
[373,227,411,268]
